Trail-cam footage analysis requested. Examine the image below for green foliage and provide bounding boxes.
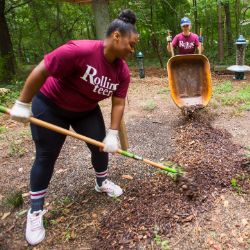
[0,126,7,134]
[8,140,27,157]
[230,176,243,194]
[0,80,22,106]
[142,99,157,110]
[213,82,250,113]
[43,217,49,229]
[214,81,233,94]
[231,178,238,188]
[158,87,169,94]
[1,0,249,80]
[5,191,23,208]
[154,225,170,249]
[60,196,73,206]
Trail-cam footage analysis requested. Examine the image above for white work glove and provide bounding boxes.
[103,129,119,153]
[166,35,172,42]
[10,100,32,123]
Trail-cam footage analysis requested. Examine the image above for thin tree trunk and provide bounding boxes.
[92,0,110,39]
[223,0,233,56]
[217,0,224,62]
[149,0,163,68]
[193,0,198,34]
[235,0,240,37]
[0,0,16,81]
[85,19,91,39]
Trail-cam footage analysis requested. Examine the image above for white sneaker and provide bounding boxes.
[25,209,46,245]
[95,179,123,197]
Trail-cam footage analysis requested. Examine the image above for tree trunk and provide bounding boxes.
[235,0,240,37]
[193,0,198,34]
[223,0,233,56]
[149,0,163,68]
[0,0,16,82]
[92,0,110,39]
[217,0,224,62]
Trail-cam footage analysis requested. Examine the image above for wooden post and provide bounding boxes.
[119,117,129,150]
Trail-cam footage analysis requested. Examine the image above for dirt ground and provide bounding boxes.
[0,68,249,250]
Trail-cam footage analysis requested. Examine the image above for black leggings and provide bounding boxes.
[30,93,108,192]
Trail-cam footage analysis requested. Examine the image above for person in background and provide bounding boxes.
[167,17,203,55]
[10,9,138,246]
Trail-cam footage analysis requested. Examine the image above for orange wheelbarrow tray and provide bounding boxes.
[167,54,212,109]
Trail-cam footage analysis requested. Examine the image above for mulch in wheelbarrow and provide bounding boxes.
[93,115,249,249]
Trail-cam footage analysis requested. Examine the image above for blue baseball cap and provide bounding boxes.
[181,17,191,27]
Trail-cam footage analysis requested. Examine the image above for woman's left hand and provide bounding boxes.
[103,129,119,153]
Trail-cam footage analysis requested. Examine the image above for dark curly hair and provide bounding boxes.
[106,9,137,37]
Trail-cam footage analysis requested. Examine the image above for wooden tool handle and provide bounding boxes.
[198,28,203,54]
[168,31,174,57]
[0,106,178,174]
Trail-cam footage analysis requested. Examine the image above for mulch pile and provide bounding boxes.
[93,115,249,249]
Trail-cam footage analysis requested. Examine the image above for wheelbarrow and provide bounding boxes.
[167,34,212,114]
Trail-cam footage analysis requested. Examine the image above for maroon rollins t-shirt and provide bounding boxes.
[172,32,199,54]
[40,40,130,112]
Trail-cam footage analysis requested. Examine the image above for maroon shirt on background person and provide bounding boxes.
[171,32,199,54]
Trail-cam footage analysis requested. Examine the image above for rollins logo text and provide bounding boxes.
[179,41,195,49]
[81,65,119,96]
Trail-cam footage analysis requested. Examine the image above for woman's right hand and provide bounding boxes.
[166,35,172,42]
[10,100,32,123]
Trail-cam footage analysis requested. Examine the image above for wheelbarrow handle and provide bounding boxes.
[167,31,175,57]
[0,105,179,174]
[198,28,203,55]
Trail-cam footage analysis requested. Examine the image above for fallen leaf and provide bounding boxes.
[207,237,214,245]
[182,214,194,222]
[6,224,15,233]
[56,169,68,174]
[189,140,195,145]
[92,213,97,219]
[1,212,11,220]
[0,194,4,201]
[223,200,229,207]
[19,184,26,189]
[56,216,65,223]
[16,209,27,217]
[212,244,222,250]
[71,230,76,239]
[242,218,248,227]
[66,203,73,208]
[22,192,29,198]
[45,202,50,207]
[122,175,133,180]
[237,237,244,244]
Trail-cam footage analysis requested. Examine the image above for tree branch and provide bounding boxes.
[162,0,178,15]
[4,0,33,15]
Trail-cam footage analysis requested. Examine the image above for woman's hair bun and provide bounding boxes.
[118,9,136,25]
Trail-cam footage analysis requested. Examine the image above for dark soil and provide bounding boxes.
[93,113,249,249]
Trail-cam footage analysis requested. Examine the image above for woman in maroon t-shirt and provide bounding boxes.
[10,10,138,246]
[167,17,203,55]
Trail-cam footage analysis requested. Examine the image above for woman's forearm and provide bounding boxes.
[167,43,171,53]
[110,97,125,130]
[19,60,48,103]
